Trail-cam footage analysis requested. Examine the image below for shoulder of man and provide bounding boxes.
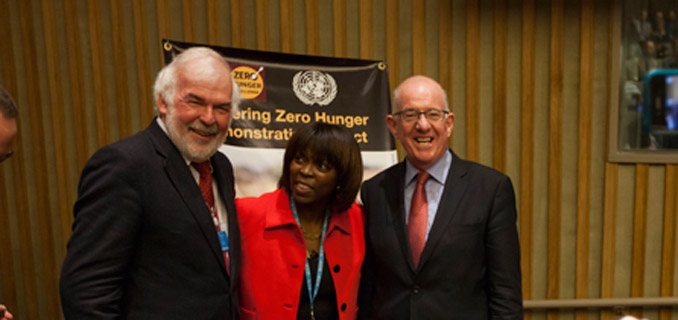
[452,155,513,188]
[363,161,404,186]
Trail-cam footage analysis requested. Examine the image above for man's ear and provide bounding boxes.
[385,115,399,138]
[157,95,169,117]
[445,112,455,136]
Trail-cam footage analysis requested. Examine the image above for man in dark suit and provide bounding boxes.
[358,75,523,319]
[60,47,241,319]
[0,87,17,320]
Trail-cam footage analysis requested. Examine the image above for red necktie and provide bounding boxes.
[408,171,429,267]
[192,161,229,273]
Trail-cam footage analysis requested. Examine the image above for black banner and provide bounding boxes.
[162,39,394,151]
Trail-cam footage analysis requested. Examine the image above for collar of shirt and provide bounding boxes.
[405,149,453,187]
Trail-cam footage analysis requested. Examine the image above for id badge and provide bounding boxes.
[218,230,229,252]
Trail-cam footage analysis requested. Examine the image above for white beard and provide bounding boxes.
[164,108,227,163]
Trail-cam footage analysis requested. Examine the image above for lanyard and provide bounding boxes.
[290,194,330,320]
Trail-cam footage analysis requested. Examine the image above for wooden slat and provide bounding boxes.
[0,0,18,313]
[64,0,89,170]
[157,0,170,64]
[359,0,373,59]
[133,0,153,126]
[575,0,594,313]
[182,0,195,42]
[20,1,61,318]
[333,0,346,57]
[255,0,269,50]
[492,0,507,172]
[630,163,649,319]
[9,133,35,320]
[601,163,618,320]
[87,0,110,147]
[156,0,171,71]
[305,0,319,55]
[110,0,131,138]
[660,164,677,320]
[207,0,220,44]
[601,3,619,320]
[18,0,53,318]
[386,0,399,89]
[438,0,452,100]
[280,0,294,53]
[465,0,479,162]
[40,0,72,249]
[412,0,425,74]
[231,0,243,47]
[520,0,535,309]
[547,0,563,313]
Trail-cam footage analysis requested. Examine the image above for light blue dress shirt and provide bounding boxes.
[404,150,452,241]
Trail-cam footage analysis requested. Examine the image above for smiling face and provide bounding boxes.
[157,60,233,163]
[387,76,454,171]
[288,149,338,211]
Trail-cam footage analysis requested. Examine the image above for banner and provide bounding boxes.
[162,40,397,197]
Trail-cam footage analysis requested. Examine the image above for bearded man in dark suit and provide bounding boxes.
[358,75,523,320]
[60,47,241,319]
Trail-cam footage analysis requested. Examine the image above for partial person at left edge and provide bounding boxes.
[60,47,242,319]
[0,86,17,320]
[0,85,17,164]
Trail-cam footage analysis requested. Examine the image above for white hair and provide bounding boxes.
[153,47,241,114]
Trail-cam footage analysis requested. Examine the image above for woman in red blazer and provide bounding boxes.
[237,122,365,320]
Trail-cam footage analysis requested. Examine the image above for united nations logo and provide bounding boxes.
[292,70,338,106]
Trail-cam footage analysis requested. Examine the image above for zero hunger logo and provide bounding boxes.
[232,65,265,100]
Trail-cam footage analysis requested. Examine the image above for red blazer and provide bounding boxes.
[236,188,364,320]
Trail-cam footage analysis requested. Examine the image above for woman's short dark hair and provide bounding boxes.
[278,122,363,212]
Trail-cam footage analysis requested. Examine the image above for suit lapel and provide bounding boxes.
[382,163,417,270]
[417,151,469,270]
[147,120,229,277]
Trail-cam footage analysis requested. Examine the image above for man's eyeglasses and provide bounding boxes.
[0,150,13,163]
[392,109,449,123]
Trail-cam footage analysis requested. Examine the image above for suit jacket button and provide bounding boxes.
[413,286,420,294]
[333,264,341,273]
[340,303,347,311]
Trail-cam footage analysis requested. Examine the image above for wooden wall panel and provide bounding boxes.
[359,0,373,59]
[40,0,72,250]
[493,0,507,173]
[87,0,110,148]
[576,2,594,317]
[132,0,153,127]
[280,0,294,53]
[255,0,269,51]
[520,0,535,312]
[230,0,243,47]
[412,0,425,75]
[548,0,563,309]
[18,0,59,318]
[660,165,677,320]
[2,1,678,319]
[305,0,319,55]
[466,0,479,162]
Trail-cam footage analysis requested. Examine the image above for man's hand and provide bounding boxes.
[0,304,13,320]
